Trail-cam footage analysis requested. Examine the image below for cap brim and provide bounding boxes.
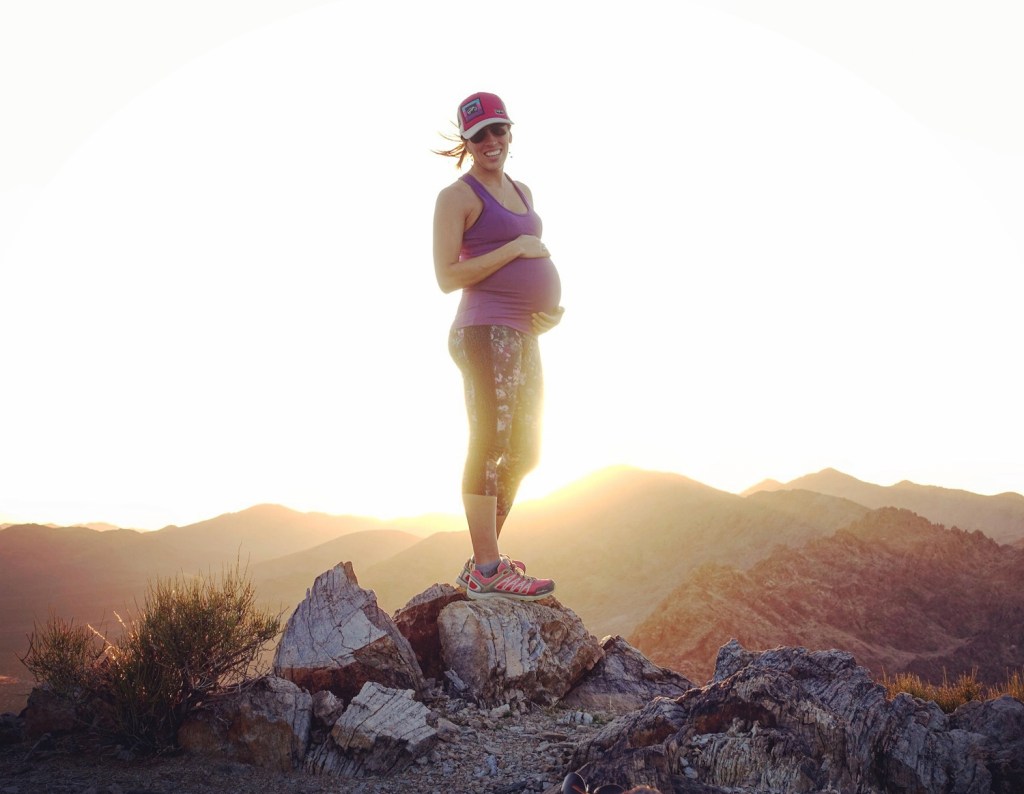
[461,119,514,140]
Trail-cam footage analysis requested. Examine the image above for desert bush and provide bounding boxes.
[999,672,1024,700]
[23,563,280,750]
[19,614,104,699]
[882,668,1022,713]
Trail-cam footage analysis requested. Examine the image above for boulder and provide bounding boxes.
[438,596,603,707]
[567,641,1024,793]
[561,635,695,714]
[23,684,79,740]
[273,562,426,702]
[393,583,467,681]
[304,682,437,777]
[177,675,312,772]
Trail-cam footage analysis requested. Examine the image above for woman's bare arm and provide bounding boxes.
[432,183,548,294]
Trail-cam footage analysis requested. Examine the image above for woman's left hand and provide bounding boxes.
[532,306,565,334]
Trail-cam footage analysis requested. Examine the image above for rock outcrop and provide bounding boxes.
[23,683,80,740]
[304,682,436,777]
[13,558,1024,794]
[560,635,695,714]
[176,675,312,772]
[181,567,609,782]
[438,595,603,707]
[392,582,467,681]
[272,562,426,702]
[567,639,1024,793]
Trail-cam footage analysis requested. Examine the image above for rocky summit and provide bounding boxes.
[5,561,1023,793]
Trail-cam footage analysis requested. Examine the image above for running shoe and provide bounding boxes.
[456,555,526,589]
[464,558,554,601]
[562,771,625,794]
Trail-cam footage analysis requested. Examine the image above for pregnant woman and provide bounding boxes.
[433,92,565,601]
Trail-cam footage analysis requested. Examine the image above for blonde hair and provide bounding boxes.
[433,127,470,169]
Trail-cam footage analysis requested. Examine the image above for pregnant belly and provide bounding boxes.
[480,257,561,314]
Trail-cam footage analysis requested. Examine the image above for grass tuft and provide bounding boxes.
[881,667,1023,713]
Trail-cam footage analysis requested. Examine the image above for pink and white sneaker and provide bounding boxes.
[456,555,526,589]
[464,558,555,601]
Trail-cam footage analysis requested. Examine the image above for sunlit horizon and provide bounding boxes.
[2,2,1022,535]
[2,459,1022,533]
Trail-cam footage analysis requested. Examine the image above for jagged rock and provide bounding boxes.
[304,682,437,777]
[567,642,1024,793]
[393,582,467,681]
[273,562,426,702]
[949,695,1024,791]
[310,689,344,728]
[711,637,761,682]
[23,684,79,740]
[561,635,696,714]
[177,676,312,772]
[438,596,603,707]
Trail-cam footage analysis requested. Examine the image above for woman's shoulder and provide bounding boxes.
[435,177,477,209]
[438,175,477,199]
[512,179,535,204]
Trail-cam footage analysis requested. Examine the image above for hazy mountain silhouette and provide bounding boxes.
[0,521,120,532]
[0,523,197,707]
[3,467,1021,713]
[361,468,872,636]
[149,504,390,567]
[630,507,1024,685]
[744,468,1024,544]
[249,529,422,614]
[0,506,417,708]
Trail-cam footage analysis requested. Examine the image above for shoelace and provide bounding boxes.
[496,566,537,590]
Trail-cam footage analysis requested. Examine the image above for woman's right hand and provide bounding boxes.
[517,235,551,259]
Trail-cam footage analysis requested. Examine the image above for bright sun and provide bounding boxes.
[2,1,1021,529]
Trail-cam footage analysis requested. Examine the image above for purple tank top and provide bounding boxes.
[452,174,561,335]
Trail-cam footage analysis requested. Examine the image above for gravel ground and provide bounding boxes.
[0,701,613,794]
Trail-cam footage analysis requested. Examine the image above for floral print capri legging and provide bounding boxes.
[449,324,543,518]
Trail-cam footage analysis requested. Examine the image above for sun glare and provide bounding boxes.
[2,2,1021,530]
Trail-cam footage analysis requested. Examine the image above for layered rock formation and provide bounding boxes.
[568,640,1024,793]
[272,561,426,701]
[438,595,603,707]
[12,559,1024,793]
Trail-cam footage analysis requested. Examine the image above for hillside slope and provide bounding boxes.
[745,468,1024,544]
[146,504,389,566]
[0,506,421,708]
[630,507,1024,684]
[363,468,871,636]
[250,529,421,615]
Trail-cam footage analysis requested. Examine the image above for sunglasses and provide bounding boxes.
[468,124,509,144]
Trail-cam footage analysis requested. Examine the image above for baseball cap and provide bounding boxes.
[457,92,514,140]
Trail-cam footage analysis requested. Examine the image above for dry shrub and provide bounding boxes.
[882,667,1022,713]
[22,563,281,750]
[19,614,105,699]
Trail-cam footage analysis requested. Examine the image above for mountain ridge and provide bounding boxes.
[630,507,1024,685]
[3,466,1022,715]
[744,467,1024,544]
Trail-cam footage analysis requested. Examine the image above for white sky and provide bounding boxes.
[2,0,1022,529]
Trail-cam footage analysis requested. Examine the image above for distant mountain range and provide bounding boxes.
[2,466,1022,713]
[630,507,1024,685]
[743,468,1024,544]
